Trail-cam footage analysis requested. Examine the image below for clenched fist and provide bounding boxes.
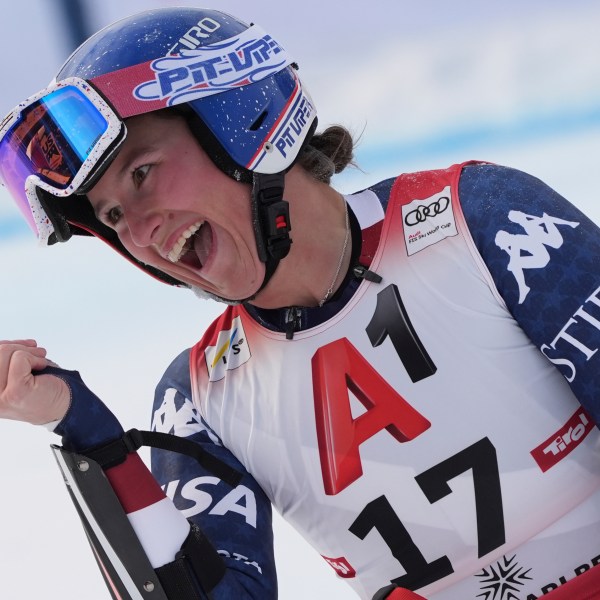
[0,340,70,425]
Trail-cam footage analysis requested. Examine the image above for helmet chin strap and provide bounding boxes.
[251,172,291,260]
[250,170,292,278]
[192,171,292,305]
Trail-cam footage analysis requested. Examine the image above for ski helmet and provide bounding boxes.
[0,7,318,291]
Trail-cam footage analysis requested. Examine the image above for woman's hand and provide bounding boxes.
[0,340,70,425]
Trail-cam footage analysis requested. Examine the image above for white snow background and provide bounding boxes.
[1,1,600,598]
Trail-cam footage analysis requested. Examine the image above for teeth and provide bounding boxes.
[167,221,204,263]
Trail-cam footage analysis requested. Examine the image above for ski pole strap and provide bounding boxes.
[81,428,242,487]
[155,523,226,600]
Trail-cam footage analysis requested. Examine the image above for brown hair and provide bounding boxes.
[298,125,357,184]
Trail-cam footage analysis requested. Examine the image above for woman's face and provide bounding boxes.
[87,112,265,300]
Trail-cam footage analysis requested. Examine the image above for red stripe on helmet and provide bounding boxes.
[91,61,168,119]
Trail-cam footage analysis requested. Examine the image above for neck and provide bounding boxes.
[318,196,350,306]
[249,167,352,309]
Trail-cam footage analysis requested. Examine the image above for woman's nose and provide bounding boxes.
[125,208,164,248]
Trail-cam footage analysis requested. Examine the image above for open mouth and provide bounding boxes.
[167,220,213,269]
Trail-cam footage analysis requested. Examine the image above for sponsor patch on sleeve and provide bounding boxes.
[531,407,594,472]
[204,315,251,382]
[402,186,457,256]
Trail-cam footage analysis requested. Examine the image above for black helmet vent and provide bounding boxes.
[249,110,269,131]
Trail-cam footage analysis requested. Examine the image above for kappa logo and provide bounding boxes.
[495,211,579,304]
[151,387,219,442]
[134,24,291,106]
[205,315,251,382]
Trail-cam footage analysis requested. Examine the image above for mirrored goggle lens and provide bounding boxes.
[0,85,111,233]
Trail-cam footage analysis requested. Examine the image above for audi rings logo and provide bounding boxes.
[404,196,450,227]
[402,186,457,256]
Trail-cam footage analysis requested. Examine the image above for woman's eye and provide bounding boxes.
[132,164,151,187]
[106,206,123,226]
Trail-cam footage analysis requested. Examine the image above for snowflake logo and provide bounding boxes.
[475,554,533,600]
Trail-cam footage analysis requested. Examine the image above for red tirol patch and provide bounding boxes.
[531,407,594,472]
[321,555,356,578]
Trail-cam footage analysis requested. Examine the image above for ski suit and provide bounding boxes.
[56,162,600,599]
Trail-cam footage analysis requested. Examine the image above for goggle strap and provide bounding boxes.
[36,188,73,243]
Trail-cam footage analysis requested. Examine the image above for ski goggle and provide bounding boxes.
[0,77,125,243]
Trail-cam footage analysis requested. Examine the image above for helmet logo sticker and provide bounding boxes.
[169,17,222,52]
[247,81,316,174]
[134,25,294,107]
